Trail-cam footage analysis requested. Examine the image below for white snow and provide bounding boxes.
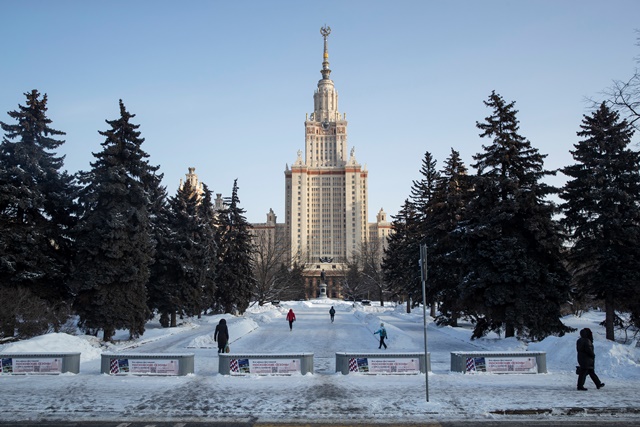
[1,300,639,423]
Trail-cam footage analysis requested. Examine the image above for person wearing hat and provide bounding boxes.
[374,323,388,349]
[576,327,605,391]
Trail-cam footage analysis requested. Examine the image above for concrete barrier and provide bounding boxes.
[101,353,194,376]
[335,352,430,374]
[451,351,546,374]
[219,353,314,375]
[0,352,80,374]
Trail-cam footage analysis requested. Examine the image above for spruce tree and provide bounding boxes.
[410,151,440,226]
[198,184,219,313]
[170,180,216,319]
[382,200,422,311]
[0,90,77,337]
[560,103,640,340]
[407,151,440,312]
[426,148,471,326]
[213,179,255,314]
[72,100,154,341]
[145,172,173,326]
[462,91,570,340]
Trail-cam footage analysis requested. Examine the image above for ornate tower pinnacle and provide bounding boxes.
[320,25,332,80]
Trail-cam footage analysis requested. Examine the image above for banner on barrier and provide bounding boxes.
[1,357,63,374]
[465,356,537,373]
[109,358,180,375]
[229,358,300,375]
[348,357,420,374]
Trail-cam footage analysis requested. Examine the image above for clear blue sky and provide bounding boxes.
[1,1,638,223]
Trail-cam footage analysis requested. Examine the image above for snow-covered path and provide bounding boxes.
[1,300,640,424]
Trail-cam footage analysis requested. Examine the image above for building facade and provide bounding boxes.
[250,27,391,299]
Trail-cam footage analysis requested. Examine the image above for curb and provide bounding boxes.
[491,407,640,416]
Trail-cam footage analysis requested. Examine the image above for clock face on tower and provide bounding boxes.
[322,120,330,131]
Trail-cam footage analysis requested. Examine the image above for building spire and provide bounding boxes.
[320,25,332,80]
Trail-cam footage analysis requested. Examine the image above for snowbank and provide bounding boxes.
[1,332,103,362]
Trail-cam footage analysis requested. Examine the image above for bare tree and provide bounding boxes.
[251,229,305,305]
[338,239,390,305]
[602,30,640,131]
[359,238,388,306]
[339,253,369,302]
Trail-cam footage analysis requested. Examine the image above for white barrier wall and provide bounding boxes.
[218,353,314,375]
[0,353,81,374]
[101,353,195,376]
[335,352,430,374]
[451,351,547,374]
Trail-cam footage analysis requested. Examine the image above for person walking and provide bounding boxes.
[214,318,229,354]
[576,327,604,391]
[286,308,296,331]
[329,306,336,323]
[374,323,387,349]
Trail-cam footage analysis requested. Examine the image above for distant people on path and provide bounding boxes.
[329,306,335,323]
[286,309,296,331]
[576,327,604,391]
[214,318,229,354]
[374,323,387,349]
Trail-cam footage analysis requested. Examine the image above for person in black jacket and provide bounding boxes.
[576,327,604,391]
[214,318,229,354]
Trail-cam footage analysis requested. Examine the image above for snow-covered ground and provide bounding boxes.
[1,300,639,424]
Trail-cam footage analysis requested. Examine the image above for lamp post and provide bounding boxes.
[419,243,429,402]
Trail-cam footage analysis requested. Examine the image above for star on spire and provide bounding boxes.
[320,25,332,80]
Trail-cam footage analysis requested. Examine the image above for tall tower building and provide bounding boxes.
[284,26,368,292]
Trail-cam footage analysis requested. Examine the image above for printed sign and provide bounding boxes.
[109,358,179,375]
[0,357,62,374]
[1,358,12,374]
[229,358,300,375]
[466,356,538,374]
[348,357,420,374]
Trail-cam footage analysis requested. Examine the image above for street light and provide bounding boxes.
[419,243,429,402]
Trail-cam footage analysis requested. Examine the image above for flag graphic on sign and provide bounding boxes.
[348,358,358,372]
[110,358,129,374]
[110,358,120,374]
[1,358,12,374]
[466,357,487,372]
[230,359,239,373]
[466,357,476,372]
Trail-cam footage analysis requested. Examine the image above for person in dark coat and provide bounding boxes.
[576,327,604,391]
[214,319,229,354]
[329,306,336,323]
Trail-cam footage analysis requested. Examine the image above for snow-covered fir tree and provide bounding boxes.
[71,100,155,341]
[145,172,174,327]
[425,148,471,327]
[461,91,570,340]
[198,185,219,313]
[410,151,440,229]
[560,102,640,340]
[382,200,422,311]
[0,90,78,338]
[213,179,255,314]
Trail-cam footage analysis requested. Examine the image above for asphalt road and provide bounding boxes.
[2,420,640,427]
